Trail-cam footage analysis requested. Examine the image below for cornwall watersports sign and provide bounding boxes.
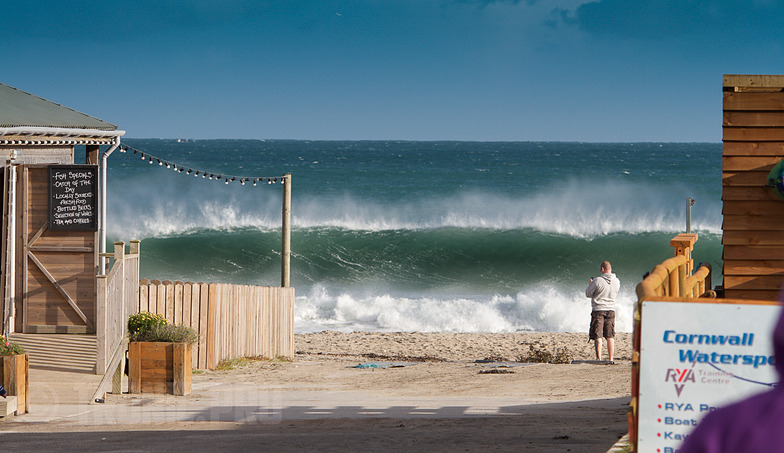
[48,165,98,231]
[637,300,780,453]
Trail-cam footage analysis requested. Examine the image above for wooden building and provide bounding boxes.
[722,75,784,300]
[1,82,124,335]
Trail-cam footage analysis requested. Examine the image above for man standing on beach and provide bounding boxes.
[585,261,620,362]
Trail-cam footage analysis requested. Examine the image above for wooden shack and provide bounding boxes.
[0,82,124,335]
[722,74,784,300]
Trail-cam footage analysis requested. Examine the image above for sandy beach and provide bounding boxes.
[2,331,632,452]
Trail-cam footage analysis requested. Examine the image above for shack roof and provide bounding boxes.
[0,82,117,131]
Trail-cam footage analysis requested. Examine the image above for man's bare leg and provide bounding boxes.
[594,339,602,361]
[606,337,615,362]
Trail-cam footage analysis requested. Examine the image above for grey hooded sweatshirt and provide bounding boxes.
[585,272,620,312]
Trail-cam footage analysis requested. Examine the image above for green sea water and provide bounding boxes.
[107,140,723,333]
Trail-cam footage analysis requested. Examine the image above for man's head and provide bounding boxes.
[601,261,612,273]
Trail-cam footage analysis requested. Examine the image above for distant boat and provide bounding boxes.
[176,138,191,143]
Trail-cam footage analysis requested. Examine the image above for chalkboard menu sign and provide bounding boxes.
[49,165,99,231]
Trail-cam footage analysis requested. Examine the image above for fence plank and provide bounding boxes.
[199,284,209,369]
[139,280,149,313]
[156,281,166,318]
[263,287,271,358]
[183,283,192,332]
[207,283,217,369]
[190,283,200,368]
[147,282,158,314]
[164,281,174,323]
[174,282,184,326]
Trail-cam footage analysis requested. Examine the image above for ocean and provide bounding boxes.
[105,140,723,334]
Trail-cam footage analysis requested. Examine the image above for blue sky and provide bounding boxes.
[4,0,783,141]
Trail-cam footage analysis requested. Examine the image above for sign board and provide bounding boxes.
[637,301,780,452]
[48,165,98,231]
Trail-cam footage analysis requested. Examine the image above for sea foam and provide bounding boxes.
[108,176,721,238]
[294,283,635,334]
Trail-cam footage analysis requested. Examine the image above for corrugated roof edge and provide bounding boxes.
[0,82,118,130]
[0,123,117,130]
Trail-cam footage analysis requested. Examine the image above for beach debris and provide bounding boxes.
[479,369,514,374]
[571,360,616,365]
[354,363,384,369]
[351,362,419,369]
[477,355,509,363]
[360,352,445,363]
[479,362,530,368]
[517,344,573,364]
[311,351,447,362]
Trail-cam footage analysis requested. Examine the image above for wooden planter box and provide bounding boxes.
[0,354,29,414]
[128,342,191,396]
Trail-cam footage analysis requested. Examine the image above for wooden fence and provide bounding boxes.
[138,280,295,369]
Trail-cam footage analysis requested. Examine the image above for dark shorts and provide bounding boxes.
[589,310,615,340]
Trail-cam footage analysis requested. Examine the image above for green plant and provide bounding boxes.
[215,355,291,371]
[130,323,199,344]
[128,311,198,344]
[0,334,25,355]
[216,357,252,371]
[128,311,167,335]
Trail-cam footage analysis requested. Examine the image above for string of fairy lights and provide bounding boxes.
[118,144,287,186]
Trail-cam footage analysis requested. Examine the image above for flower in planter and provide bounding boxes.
[0,334,24,356]
[128,311,167,336]
[128,312,198,344]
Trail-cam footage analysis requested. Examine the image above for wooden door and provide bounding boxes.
[16,165,98,333]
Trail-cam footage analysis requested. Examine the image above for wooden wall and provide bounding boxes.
[722,74,784,300]
[138,280,295,369]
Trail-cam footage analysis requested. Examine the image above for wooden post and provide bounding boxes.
[281,174,292,287]
[130,240,140,284]
[95,274,108,374]
[128,341,141,393]
[173,343,192,396]
[668,268,679,297]
[111,340,126,395]
[670,233,698,275]
[678,263,687,297]
[2,353,28,414]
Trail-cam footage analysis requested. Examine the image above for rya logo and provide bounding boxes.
[665,368,696,397]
